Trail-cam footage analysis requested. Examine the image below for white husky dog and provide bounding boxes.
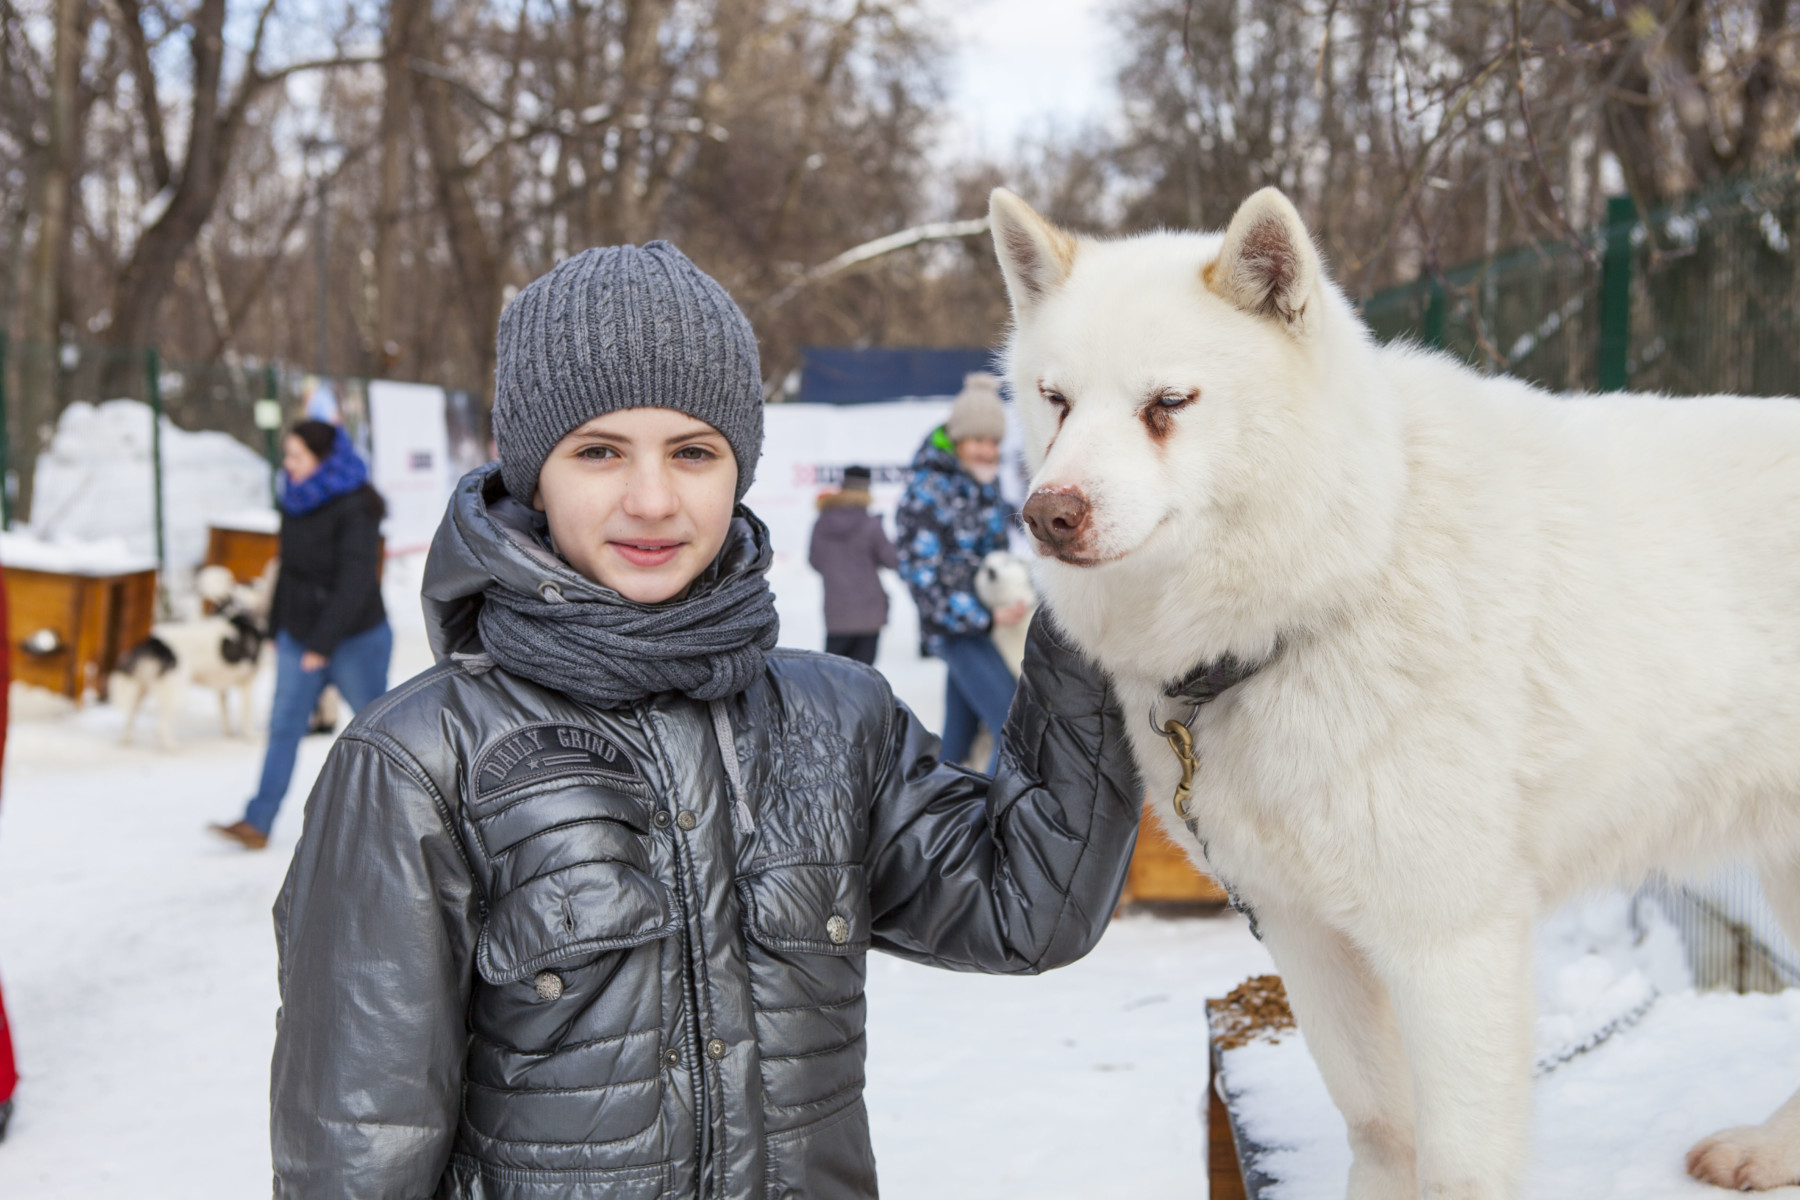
[990,184,1800,1197]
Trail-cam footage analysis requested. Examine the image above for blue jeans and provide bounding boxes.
[243,624,393,834]
[937,633,1018,775]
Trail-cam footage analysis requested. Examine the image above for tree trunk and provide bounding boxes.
[16,0,84,524]
[374,0,429,377]
[414,23,507,396]
[100,0,232,399]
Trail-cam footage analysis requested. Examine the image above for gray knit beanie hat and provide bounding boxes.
[492,242,764,504]
[944,372,1007,443]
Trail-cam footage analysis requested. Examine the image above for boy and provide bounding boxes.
[270,242,1142,1200]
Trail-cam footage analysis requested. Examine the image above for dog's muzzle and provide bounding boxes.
[1022,488,1090,553]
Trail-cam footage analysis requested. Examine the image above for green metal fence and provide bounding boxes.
[1361,165,1800,399]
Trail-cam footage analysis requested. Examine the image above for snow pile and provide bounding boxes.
[205,508,280,535]
[1532,892,1691,1072]
[0,528,156,575]
[28,399,274,573]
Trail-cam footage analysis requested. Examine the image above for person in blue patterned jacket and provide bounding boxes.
[896,373,1026,771]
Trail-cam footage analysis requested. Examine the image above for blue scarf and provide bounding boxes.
[281,428,370,516]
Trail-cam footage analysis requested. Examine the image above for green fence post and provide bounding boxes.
[145,347,167,575]
[1422,279,1447,350]
[0,331,10,530]
[1597,194,1636,392]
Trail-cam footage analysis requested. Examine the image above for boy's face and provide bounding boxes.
[532,408,739,604]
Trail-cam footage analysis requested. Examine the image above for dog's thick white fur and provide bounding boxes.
[973,550,1039,677]
[991,185,1800,1197]
[115,566,270,750]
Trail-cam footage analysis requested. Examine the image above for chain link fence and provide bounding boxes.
[1361,164,1800,400]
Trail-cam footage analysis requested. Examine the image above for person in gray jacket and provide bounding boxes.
[270,242,1143,1200]
[807,465,899,665]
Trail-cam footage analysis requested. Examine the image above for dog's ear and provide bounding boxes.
[1205,188,1320,333]
[989,188,1077,312]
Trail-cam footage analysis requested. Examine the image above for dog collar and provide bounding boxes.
[1148,641,1282,940]
[1162,645,1278,707]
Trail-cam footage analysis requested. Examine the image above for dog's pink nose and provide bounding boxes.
[1022,489,1090,550]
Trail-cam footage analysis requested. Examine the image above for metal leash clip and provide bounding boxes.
[1150,702,1201,829]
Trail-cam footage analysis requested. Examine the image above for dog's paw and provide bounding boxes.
[1688,1125,1800,1190]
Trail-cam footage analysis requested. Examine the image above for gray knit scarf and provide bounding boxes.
[477,509,780,707]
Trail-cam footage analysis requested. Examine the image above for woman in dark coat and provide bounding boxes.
[212,420,391,850]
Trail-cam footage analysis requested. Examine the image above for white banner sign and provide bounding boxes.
[745,400,951,659]
[368,380,453,556]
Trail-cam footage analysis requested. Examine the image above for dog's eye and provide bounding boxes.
[1038,382,1068,408]
[1157,390,1196,408]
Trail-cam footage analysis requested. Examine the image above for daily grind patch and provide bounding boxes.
[472,723,641,800]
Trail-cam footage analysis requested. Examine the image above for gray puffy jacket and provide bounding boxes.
[270,469,1143,1200]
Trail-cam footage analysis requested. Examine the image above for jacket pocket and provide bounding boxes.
[465,862,678,1154]
[763,1096,878,1200]
[478,860,678,984]
[739,862,870,955]
[740,863,871,1125]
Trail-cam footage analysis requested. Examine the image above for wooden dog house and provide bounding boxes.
[204,514,281,584]
[5,561,158,701]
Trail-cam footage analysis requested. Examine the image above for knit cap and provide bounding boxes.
[944,372,1007,443]
[491,242,765,504]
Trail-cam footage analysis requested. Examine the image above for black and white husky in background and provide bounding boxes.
[114,565,271,749]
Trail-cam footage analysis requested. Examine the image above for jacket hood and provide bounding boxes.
[815,488,872,512]
[811,503,872,542]
[909,427,964,476]
[422,462,773,661]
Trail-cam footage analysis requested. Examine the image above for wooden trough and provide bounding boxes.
[1206,976,1295,1200]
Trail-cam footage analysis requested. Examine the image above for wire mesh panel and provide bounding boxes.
[1630,172,1800,399]
[1358,165,1800,401]
[1358,241,1602,394]
[1641,866,1800,994]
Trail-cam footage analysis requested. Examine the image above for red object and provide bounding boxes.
[0,549,16,1104]
[0,974,15,1104]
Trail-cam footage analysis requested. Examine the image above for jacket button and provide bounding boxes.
[676,810,698,831]
[706,1037,727,1060]
[533,971,563,1002]
[663,1047,680,1068]
[653,810,672,828]
[826,914,850,945]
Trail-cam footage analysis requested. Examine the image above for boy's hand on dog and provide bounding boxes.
[993,601,1030,627]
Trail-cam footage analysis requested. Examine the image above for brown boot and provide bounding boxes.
[210,821,269,851]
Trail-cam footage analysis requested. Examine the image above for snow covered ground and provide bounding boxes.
[0,553,1274,1198]
[1224,988,1800,1199]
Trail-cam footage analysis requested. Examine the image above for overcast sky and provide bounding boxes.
[928,0,1124,161]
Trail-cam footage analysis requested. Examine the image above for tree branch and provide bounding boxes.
[758,217,992,313]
